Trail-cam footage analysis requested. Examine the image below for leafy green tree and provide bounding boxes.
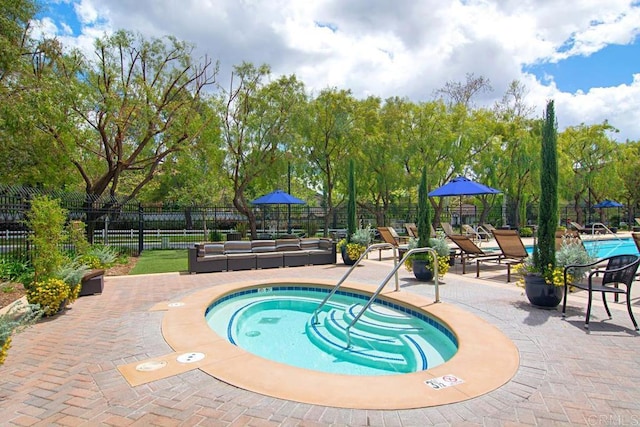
[217,62,306,238]
[297,88,358,236]
[20,30,218,239]
[558,122,618,224]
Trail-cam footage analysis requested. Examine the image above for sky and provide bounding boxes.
[33,0,640,142]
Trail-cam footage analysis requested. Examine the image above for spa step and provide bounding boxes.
[306,313,413,373]
[322,309,405,352]
[342,304,424,336]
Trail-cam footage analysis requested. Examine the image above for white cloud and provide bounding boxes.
[33,0,640,141]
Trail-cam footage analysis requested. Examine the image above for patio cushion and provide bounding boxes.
[224,241,252,254]
[276,239,301,251]
[251,240,277,253]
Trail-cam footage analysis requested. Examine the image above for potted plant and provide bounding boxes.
[515,239,593,300]
[337,226,373,265]
[404,234,451,280]
[522,100,563,307]
[404,167,449,281]
[339,159,368,265]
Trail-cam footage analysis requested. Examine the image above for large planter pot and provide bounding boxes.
[412,259,434,281]
[524,274,564,308]
[341,246,359,266]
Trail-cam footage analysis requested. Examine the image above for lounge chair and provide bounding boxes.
[633,232,640,253]
[568,221,588,234]
[481,223,497,233]
[476,229,529,282]
[376,227,409,259]
[462,224,491,241]
[441,222,455,237]
[562,254,640,330]
[404,223,418,238]
[405,222,437,239]
[448,234,502,274]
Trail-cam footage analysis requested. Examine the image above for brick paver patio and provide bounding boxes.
[1,253,639,426]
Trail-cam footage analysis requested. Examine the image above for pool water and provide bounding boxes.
[205,286,458,376]
[526,238,639,258]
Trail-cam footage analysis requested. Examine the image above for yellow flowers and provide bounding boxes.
[345,243,366,260]
[26,278,71,316]
[0,337,11,365]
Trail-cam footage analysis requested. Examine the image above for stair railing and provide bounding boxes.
[311,242,398,325]
[345,247,440,347]
[589,222,622,240]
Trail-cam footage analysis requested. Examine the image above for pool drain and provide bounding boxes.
[136,360,167,372]
[177,352,205,363]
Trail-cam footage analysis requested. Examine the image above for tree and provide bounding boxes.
[435,72,492,109]
[346,159,356,242]
[297,88,358,236]
[558,122,618,224]
[27,30,218,237]
[534,100,558,274]
[217,62,305,239]
[417,166,431,247]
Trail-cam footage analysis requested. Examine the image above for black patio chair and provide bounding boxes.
[562,254,640,330]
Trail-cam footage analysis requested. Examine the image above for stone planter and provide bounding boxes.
[524,273,564,308]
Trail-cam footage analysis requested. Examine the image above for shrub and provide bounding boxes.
[81,245,118,268]
[54,261,90,304]
[519,227,533,237]
[209,230,224,241]
[26,278,70,316]
[0,302,43,365]
[0,255,33,285]
[24,196,68,281]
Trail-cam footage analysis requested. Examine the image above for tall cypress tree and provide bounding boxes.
[534,99,558,273]
[346,159,356,243]
[417,166,431,248]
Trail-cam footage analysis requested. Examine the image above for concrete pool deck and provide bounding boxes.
[1,252,639,425]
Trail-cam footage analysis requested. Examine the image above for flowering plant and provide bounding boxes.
[514,241,593,287]
[26,278,70,316]
[337,226,373,262]
[403,236,451,278]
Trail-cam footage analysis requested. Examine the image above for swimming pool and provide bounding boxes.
[205,286,458,376]
[526,237,639,258]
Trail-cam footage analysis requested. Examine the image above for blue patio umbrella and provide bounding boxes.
[592,199,623,209]
[251,190,306,234]
[428,176,501,230]
[592,199,623,226]
[251,189,306,205]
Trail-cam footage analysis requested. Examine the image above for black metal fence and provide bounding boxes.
[0,185,630,261]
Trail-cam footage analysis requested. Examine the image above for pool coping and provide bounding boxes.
[122,278,519,410]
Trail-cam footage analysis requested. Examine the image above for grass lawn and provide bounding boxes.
[129,249,187,275]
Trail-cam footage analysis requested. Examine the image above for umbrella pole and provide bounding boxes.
[459,196,463,233]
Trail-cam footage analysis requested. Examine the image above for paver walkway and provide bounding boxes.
[1,253,639,426]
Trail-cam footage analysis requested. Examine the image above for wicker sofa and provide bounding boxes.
[188,238,336,274]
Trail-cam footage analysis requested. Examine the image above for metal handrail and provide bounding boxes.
[589,222,622,240]
[345,247,440,347]
[311,242,398,324]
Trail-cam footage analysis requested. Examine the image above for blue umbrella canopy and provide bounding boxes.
[592,199,623,209]
[251,189,306,205]
[428,176,501,197]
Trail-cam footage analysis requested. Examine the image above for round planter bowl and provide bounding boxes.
[524,274,564,308]
[412,259,434,281]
